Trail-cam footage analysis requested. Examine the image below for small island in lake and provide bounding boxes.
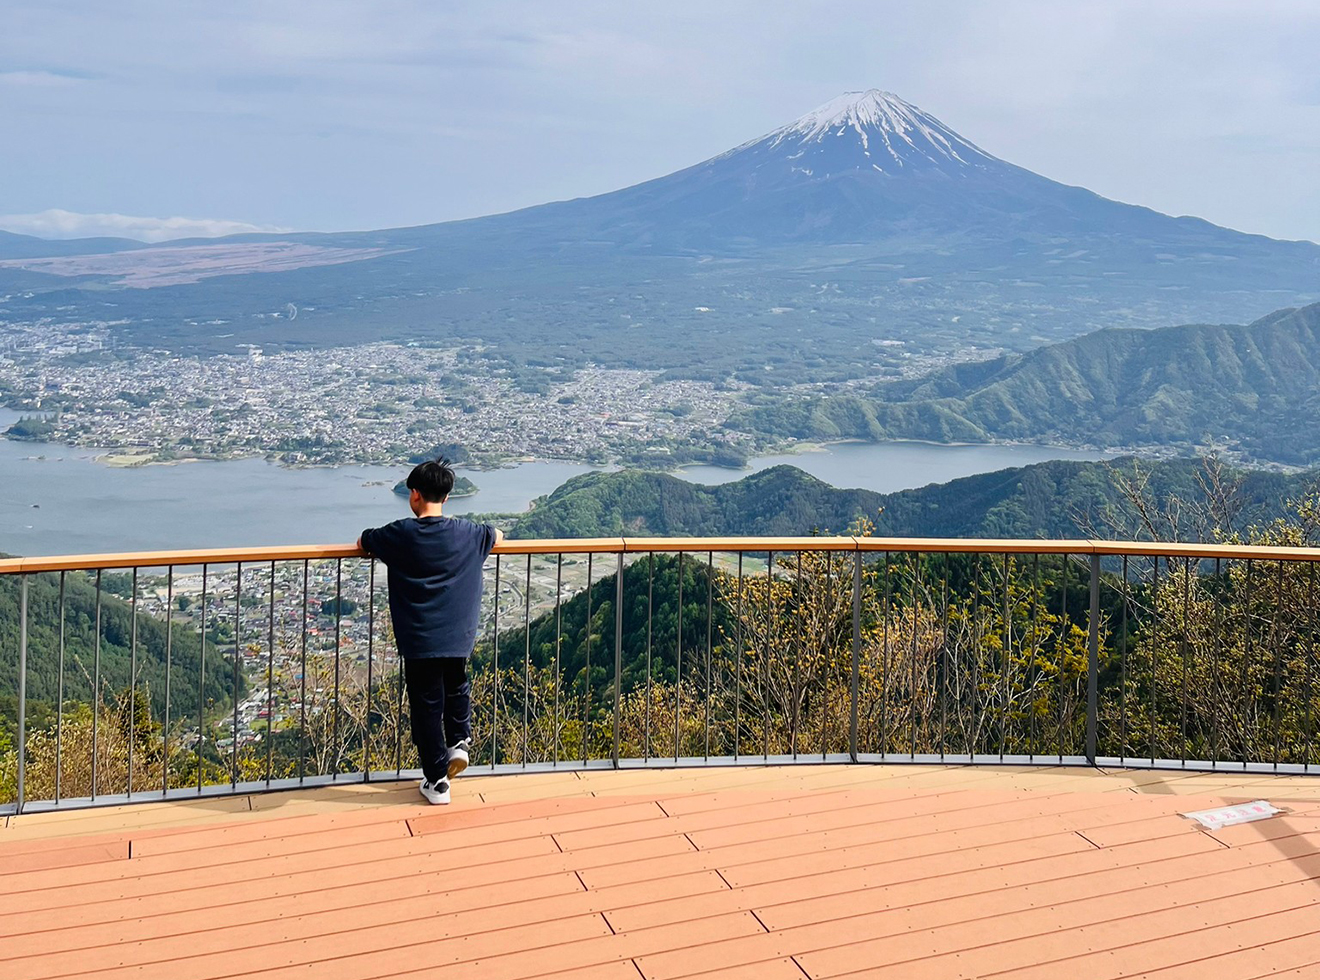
[393,475,478,498]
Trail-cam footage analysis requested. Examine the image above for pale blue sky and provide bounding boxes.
[3,1,1319,242]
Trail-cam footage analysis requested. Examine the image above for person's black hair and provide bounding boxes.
[406,458,456,503]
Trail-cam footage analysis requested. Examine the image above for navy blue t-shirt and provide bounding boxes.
[360,516,497,659]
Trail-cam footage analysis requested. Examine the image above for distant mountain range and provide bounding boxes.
[734,300,1320,466]
[508,458,1315,541]
[1,91,1316,380]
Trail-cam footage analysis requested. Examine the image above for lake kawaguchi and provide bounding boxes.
[0,408,1113,556]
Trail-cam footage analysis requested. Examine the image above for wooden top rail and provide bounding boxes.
[4,537,1320,574]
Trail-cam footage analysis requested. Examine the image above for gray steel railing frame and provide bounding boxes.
[4,535,1320,814]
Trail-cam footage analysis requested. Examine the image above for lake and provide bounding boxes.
[0,408,1112,556]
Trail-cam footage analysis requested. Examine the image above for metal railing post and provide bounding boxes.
[613,551,624,767]
[16,575,28,813]
[1087,553,1100,765]
[851,551,861,762]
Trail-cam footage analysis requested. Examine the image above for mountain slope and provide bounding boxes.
[508,459,1314,540]
[733,301,1320,465]
[511,466,887,538]
[2,91,1316,374]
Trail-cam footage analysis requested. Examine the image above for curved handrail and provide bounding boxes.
[3,535,1320,575]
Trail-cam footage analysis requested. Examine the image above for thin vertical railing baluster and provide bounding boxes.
[705,551,713,761]
[1029,554,1039,761]
[299,560,309,783]
[583,554,591,764]
[971,554,981,759]
[1272,560,1284,770]
[129,567,138,796]
[1214,560,1224,766]
[197,565,207,793]
[1307,562,1316,772]
[735,553,744,761]
[232,563,242,788]
[16,576,27,813]
[268,561,276,787]
[764,551,773,760]
[1151,556,1161,765]
[1058,553,1067,763]
[554,554,562,766]
[674,551,684,762]
[614,552,624,768]
[1212,557,1223,769]
[792,551,802,759]
[850,551,860,763]
[388,560,398,781]
[526,555,534,768]
[882,553,891,759]
[939,558,948,760]
[1180,558,1191,767]
[1120,556,1129,765]
[332,559,342,777]
[93,568,102,800]
[1242,560,1253,767]
[910,552,921,759]
[56,571,66,803]
[163,567,173,797]
[820,551,830,761]
[1000,553,1010,762]
[646,553,654,761]
[365,559,374,781]
[1087,553,1100,766]
[493,554,502,769]
[392,557,403,776]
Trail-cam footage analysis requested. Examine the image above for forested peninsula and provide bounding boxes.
[509,459,1318,541]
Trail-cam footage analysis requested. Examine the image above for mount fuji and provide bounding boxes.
[488,89,1311,251]
[2,90,1317,379]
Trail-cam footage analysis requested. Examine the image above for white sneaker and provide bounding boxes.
[447,739,471,779]
[419,777,451,805]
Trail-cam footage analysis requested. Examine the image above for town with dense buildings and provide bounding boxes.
[0,315,994,469]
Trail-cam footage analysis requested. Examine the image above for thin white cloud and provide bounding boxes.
[0,209,292,243]
[0,69,83,87]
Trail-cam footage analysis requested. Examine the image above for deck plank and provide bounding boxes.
[3,764,1318,980]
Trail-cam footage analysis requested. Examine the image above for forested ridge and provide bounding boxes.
[510,458,1317,541]
[0,569,234,742]
[733,302,1320,466]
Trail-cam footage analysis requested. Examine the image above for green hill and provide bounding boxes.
[510,466,887,538]
[509,460,1315,540]
[734,302,1320,466]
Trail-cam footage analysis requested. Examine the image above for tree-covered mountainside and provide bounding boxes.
[511,466,888,538]
[733,302,1320,466]
[0,570,235,741]
[509,460,1316,541]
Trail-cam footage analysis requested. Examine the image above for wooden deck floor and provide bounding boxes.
[3,764,1320,979]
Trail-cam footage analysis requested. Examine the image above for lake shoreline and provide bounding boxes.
[1,433,1126,558]
[0,434,1126,475]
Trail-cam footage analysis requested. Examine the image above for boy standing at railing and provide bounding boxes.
[358,458,503,805]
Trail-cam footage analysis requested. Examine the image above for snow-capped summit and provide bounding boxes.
[579,88,1032,245]
[753,89,998,175]
[770,89,992,167]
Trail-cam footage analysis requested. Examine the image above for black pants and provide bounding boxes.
[403,656,471,783]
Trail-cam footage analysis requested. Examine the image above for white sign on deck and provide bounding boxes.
[1181,800,1282,831]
